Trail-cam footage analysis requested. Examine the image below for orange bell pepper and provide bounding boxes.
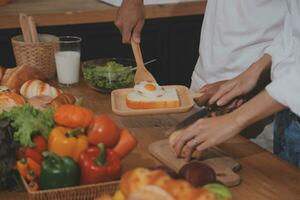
[48,127,88,161]
[16,158,28,178]
[16,158,41,178]
[27,157,41,177]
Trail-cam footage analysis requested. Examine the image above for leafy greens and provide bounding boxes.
[0,105,55,147]
[82,61,134,90]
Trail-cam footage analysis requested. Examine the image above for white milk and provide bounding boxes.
[55,51,80,85]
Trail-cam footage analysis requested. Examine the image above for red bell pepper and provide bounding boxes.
[17,147,43,164]
[79,143,121,185]
[16,135,47,164]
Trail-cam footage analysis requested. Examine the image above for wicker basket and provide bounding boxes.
[11,34,59,80]
[21,177,119,200]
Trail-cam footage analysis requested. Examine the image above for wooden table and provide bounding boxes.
[0,0,206,29]
[1,81,299,199]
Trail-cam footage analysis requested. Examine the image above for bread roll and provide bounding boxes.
[120,168,217,200]
[50,93,76,109]
[128,185,175,200]
[160,179,194,200]
[120,168,171,197]
[20,80,62,98]
[1,65,41,90]
[0,92,25,113]
[27,95,53,110]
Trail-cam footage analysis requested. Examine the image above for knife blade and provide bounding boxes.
[165,107,210,136]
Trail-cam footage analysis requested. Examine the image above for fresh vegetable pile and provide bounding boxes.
[82,61,134,91]
[0,104,137,191]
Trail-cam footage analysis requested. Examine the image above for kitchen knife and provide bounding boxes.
[165,107,210,136]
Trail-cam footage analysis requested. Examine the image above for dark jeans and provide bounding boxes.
[274,109,300,167]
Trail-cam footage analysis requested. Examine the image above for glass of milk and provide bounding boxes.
[55,36,82,87]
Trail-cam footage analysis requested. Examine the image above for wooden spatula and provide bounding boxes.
[131,39,156,84]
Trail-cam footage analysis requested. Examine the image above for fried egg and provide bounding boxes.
[134,81,166,98]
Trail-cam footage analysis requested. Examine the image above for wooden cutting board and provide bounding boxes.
[149,139,241,187]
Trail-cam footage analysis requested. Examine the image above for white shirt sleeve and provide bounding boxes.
[265,0,300,116]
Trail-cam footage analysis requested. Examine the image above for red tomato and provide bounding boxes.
[87,115,121,147]
[32,135,47,153]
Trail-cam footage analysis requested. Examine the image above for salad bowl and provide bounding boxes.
[82,58,135,93]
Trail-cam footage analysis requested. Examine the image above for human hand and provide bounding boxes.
[114,0,145,43]
[171,113,242,161]
[209,54,272,106]
[195,80,244,111]
[208,72,258,107]
[194,80,227,106]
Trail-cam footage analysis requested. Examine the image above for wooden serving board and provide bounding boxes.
[149,139,241,187]
[111,85,194,116]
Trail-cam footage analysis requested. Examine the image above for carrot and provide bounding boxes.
[113,129,137,159]
[16,158,28,178]
[27,157,41,177]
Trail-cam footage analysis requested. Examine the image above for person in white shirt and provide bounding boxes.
[114,1,300,166]
[190,0,286,92]
[172,0,300,167]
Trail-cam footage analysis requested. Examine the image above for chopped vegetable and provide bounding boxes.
[0,105,55,147]
[82,61,134,90]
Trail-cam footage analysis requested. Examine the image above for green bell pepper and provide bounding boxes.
[39,152,80,190]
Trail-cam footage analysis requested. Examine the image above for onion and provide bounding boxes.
[178,161,216,187]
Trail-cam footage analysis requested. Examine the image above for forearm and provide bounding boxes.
[231,90,286,130]
[248,54,272,76]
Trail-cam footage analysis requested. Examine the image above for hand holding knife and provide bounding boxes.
[166,105,229,137]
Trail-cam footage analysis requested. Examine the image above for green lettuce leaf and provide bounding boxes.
[0,105,55,147]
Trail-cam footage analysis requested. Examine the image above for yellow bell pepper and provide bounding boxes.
[48,127,88,161]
